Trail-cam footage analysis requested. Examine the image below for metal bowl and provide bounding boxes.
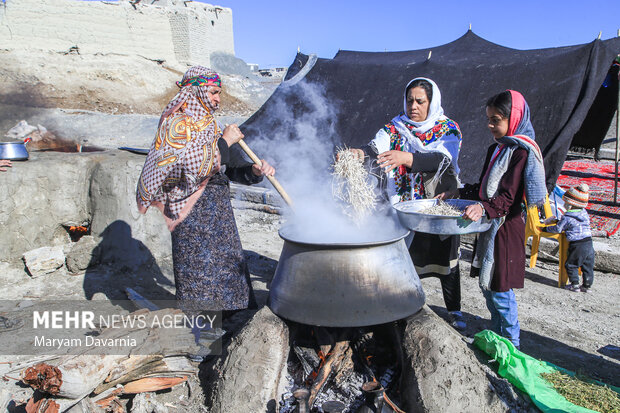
[394,199,492,235]
[0,141,28,160]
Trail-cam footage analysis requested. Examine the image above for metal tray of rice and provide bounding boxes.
[393,199,492,235]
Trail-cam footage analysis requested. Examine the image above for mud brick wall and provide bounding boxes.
[0,0,234,67]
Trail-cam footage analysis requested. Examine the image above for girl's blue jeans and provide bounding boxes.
[482,288,520,348]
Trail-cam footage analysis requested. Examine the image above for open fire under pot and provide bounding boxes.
[268,226,425,412]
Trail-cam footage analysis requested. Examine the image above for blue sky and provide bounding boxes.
[199,0,620,68]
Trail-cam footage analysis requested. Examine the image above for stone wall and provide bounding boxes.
[0,151,171,270]
[0,0,234,67]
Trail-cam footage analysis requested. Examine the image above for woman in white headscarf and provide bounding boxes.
[350,77,465,330]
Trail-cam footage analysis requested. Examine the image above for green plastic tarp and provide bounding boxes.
[473,329,619,413]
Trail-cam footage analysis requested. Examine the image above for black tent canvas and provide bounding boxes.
[241,31,620,189]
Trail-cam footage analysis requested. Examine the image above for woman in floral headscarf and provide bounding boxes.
[441,90,546,349]
[137,66,275,313]
[349,77,465,330]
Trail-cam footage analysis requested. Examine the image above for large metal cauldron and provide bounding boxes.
[269,226,425,327]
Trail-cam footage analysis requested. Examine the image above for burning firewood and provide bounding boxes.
[293,346,320,379]
[308,340,350,408]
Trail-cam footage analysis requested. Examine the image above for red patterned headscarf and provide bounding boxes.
[506,90,535,140]
[137,66,223,226]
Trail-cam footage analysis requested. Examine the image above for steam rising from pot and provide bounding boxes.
[240,80,404,243]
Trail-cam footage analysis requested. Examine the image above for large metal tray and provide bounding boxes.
[394,199,492,235]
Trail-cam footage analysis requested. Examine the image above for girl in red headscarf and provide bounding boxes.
[439,90,546,349]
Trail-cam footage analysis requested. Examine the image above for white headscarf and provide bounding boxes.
[400,77,446,133]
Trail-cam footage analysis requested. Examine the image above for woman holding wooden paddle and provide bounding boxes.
[136,66,275,317]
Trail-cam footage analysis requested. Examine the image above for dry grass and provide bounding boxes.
[541,370,620,413]
[332,148,377,223]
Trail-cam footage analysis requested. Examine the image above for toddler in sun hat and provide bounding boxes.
[547,183,595,292]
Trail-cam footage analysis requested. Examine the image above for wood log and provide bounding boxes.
[103,398,125,413]
[20,308,198,409]
[25,395,84,413]
[92,387,123,410]
[21,355,124,399]
[95,356,195,395]
[122,376,188,394]
[65,397,101,413]
[1,355,64,377]
[25,397,60,413]
[332,344,355,388]
[308,340,349,408]
[102,355,163,387]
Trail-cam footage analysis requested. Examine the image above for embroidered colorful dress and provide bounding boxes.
[136,66,258,312]
[381,118,461,202]
[363,77,463,313]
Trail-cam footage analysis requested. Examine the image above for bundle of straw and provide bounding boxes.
[332,148,377,223]
[418,200,463,216]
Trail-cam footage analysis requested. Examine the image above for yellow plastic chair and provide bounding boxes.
[524,195,570,287]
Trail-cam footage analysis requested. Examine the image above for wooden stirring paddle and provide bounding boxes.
[237,139,294,208]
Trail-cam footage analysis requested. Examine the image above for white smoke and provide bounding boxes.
[243,80,404,244]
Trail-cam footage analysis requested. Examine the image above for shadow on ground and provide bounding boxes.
[521,330,620,387]
[244,249,278,308]
[524,267,558,288]
[83,220,175,309]
[429,305,620,388]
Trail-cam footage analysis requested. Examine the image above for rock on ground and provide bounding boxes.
[401,305,509,413]
[204,307,289,413]
[65,235,99,274]
[22,245,65,278]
